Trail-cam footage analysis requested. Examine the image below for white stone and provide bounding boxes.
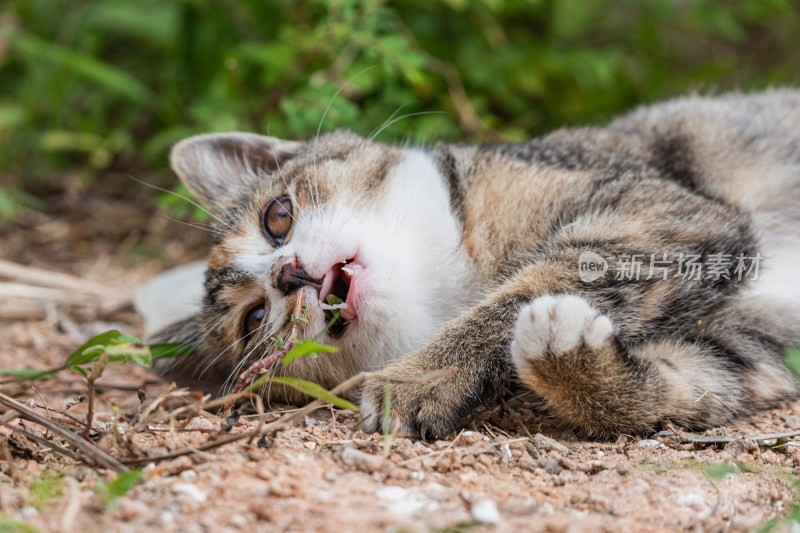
[637,439,663,448]
[173,483,207,503]
[471,499,501,524]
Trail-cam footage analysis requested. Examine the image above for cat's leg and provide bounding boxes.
[358,261,569,439]
[358,296,523,439]
[511,293,798,437]
[360,261,800,439]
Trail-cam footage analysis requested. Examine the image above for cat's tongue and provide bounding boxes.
[339,262,363,321]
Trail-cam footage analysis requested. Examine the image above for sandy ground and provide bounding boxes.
[1,195,799,533]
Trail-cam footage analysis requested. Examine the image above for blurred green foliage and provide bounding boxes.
[1,0,799,218]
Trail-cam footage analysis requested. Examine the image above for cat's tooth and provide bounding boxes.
[342,266,355,276]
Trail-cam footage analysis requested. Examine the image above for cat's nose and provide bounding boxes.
[276,259,323,295]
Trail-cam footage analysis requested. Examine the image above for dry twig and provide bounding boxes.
[654,428,800,444]
[122,367,457,465]
[0,392,128,472]
[694,391,739,415]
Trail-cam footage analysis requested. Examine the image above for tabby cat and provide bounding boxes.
[144,90,800,439]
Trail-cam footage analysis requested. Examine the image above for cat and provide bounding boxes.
[143,89,800,439]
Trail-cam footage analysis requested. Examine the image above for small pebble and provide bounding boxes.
[637,439,663,448]
[119,499,149,520]
[173,483,207,503]
[532,433,570,455]
[541,457,562,475]
[341,447,383,472]
[471,499,501,524]
[500,443,512,459]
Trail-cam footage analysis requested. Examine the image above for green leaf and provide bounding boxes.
[353,413,373,432]
[10,31,153,105]
[281,339,338,366]
[267,377,357,411]
[149,343,195,360]
[105,469,143,498]
[71,366,88,379]
[65,330,126,367]
[290,314,310,324]
[785,347,800,377]
[0,369,54,380]
[322,294,344,332]
[703,463,739,480]
[104,343,153,368]
[66,331,157,368]
[326,294,345,306]
[28,473,64,509]
[270,336,285,350]
[0,514,42,533]
[383,380,392,438]
[94,469,142,507]
[758,437,789,448]
[0,104,26,131]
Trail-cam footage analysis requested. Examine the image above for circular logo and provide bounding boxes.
[578,251,608,282]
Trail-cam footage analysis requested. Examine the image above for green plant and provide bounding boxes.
[0,514,41,533]
[0,330,191,384]
[93,469,143,507]
[1,0,799,220]
[785,347,800,376]
[0,330,192,437]
[26,473,64,510]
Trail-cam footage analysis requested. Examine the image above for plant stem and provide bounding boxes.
[0,365,67,385]
[83,352,109,440]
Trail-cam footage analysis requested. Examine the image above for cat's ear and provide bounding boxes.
[170,132,303,212]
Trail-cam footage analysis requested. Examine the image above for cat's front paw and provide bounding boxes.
[359,365,471,440]
[510,294,613,365]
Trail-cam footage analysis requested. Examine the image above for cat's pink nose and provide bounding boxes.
[276,259,323,295]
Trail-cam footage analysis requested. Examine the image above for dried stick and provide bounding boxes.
[0,259,109,294]
[654,428,800,444]
[694,390,739,415]
[0,392,128,472]
[32,404,93,431]
[123,367,457,465]
[0,419,81,462]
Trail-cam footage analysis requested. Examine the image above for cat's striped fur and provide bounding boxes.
[149,90,800,438]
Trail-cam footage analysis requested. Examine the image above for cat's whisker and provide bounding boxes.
[367,111,449,143]
[266,123,305,220]
[219,317,286,397]
[267,193,300,225]
[261,358,283,409]
[164,216,236,238]
[199,320,272,379]
[367,102,409,140]
[126,174,236,231]
[312,65,380,211]
[329,210,357,244]
[219,332,274,396]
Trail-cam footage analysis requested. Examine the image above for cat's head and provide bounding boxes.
[152,131,476,401]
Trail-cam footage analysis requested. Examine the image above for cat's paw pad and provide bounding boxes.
[510,294,613,364]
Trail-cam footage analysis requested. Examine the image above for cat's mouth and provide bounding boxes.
[319,258,364,336]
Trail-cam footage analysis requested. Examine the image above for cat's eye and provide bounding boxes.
[262,196,293,245]
[243,304,266,338]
